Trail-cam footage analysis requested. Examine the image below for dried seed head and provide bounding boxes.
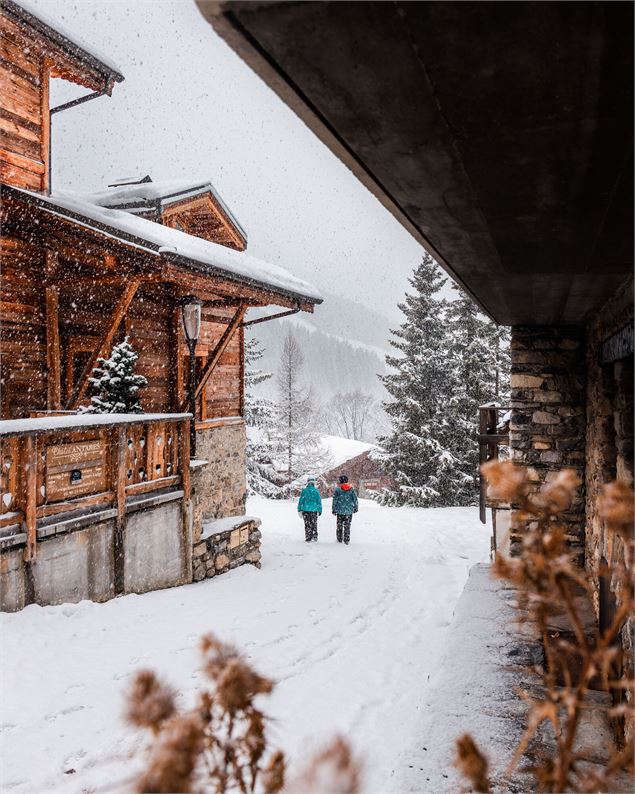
[136,713,204,793]
[200,633,241,681]
[481,460,529,504]
[262,749,286,794]
[455,734,490,793]
[290,735,362,794]
[216,658,274,715]
[535,469,580,514]
[599,481,634,542]
[124,670,176,733]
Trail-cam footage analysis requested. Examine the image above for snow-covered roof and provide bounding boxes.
[321,435,378,469]
[0,412,191,437]
[72,178,248,242]
[6,186,322,306]
[3,0,124,83]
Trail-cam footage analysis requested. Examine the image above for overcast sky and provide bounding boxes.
[31,0,431,323]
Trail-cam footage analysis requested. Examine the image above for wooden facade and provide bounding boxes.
[0,0,320,595]
[0,0,122,192]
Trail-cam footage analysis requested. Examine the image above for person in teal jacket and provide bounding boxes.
[298,476,323,542]
[332,474,358,545]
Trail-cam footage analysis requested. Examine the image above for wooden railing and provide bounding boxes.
[478,404,510,524]
[0,413,191,561]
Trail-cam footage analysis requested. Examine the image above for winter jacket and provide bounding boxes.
[332,484,358,516]
[298,483,323,514]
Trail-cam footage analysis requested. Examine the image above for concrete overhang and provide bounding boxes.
[199,1,633,326]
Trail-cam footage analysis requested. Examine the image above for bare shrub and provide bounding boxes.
[455,462,634,793]
[125,633,362,793]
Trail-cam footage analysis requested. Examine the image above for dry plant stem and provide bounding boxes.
[125,633,358,794]
[471,462,635,793]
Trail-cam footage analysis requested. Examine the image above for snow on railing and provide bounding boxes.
[0,413,192,562]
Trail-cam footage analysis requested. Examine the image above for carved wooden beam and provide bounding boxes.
[65,279,141,409]
[179,305,246,411]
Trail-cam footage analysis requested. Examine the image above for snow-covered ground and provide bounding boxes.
[0,496,490,793]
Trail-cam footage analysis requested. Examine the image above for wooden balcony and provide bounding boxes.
[0,413,191,562]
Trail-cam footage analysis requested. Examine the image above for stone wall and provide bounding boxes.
[509,326,586,557]
[190,420,247,542]
[585,275,634,589]
[0,493,189,612]
[584,276,633,743]
[192,517,261,582]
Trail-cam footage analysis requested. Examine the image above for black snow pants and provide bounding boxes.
[335,514,352,544]
[303,511,318,541]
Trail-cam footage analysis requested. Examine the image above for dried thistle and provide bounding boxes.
[600,481,634,546]
[288,735,362,794]
[127,635,286,794]
[262,749,285,794]
[216,657,274,715]
[481,459,531,504]
[454,734,490,793]
[124,670,175,734]
[467,467,635,793]
[136,714,204,793]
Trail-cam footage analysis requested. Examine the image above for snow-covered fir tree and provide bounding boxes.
[379,253,466,506]
[271,333,328,485]
[445,286,511,501]
[244,337,285,497]
[79,337,147,414]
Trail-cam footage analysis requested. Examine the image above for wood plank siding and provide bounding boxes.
[0,14,48,191]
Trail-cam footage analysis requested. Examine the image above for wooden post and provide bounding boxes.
[45,251,61,409]
[180,418,192,583]
[238,322,245,417]
[478,407,488,525]
[113,425,127,595]
[66,279,141,409]
[23,435,37,562]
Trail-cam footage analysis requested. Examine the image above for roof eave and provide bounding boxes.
[1,0,125,85]
[3,184,322,310]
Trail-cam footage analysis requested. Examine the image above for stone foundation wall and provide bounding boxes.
[192,518,261,582]
[1,493,189,612]
[509,326,586,557]
[584,276,633,743]
[585,275,634,589]
[190,420,247,542]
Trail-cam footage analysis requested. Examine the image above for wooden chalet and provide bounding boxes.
[0,0,321,610]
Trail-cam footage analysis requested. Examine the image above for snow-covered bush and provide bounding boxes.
[79,337,147,414]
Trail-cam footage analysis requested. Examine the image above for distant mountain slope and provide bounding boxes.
[305,290,393,353]
[249,317,387,400]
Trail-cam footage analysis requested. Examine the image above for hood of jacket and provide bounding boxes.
[340,483,353,491]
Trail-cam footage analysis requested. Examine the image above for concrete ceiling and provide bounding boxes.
[199,1,633,325]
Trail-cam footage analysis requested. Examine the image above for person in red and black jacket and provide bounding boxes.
[331,474,358,545]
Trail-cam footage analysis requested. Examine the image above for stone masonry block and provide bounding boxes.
[533,411,560,424]
[510,374,544,388]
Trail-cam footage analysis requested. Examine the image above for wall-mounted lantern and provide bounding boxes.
[180,295,202,455]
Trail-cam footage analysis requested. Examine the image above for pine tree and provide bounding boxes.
[244,337,284,497]
[79,337,147,414]
[379,253,464,506]
[271,333,328,485]
[445,287,511,502]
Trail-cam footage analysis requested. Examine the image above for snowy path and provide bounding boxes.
[0,496,490,793]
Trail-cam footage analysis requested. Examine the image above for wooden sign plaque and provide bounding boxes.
[45,439,107,501]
